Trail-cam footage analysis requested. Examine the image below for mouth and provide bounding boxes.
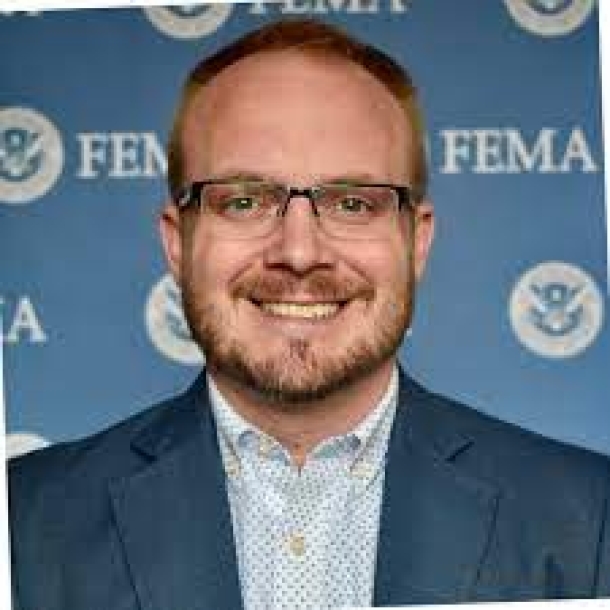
[249,299,348,320]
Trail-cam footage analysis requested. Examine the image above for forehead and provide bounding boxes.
[181,49,412,182]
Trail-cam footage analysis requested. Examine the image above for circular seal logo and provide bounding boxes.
[504,0,595,37]
[145,273,204,365]
[509,261,604,358]
[0,107,64,204]
[143,4,234,39]
[6,431,49,459]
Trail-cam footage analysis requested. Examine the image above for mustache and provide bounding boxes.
[233,271,374,303]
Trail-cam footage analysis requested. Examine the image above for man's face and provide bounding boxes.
[161,50,433,405]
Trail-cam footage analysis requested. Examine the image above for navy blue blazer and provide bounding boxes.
[9,369,610,609]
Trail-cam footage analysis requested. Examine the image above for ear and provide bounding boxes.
[159,201,183,284]
[412,200,435,281]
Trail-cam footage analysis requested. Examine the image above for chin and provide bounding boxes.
[205,328,401,408]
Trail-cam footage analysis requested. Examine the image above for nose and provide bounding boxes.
[263,194,334,274]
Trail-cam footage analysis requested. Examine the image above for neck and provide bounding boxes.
[209,360,396,467]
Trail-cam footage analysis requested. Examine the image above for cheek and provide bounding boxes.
[352,239,411,290]
[187,233,257,295]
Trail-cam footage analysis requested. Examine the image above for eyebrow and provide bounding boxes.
[205,170,390,184]
[324,173,386,185]
[208,171,269,182]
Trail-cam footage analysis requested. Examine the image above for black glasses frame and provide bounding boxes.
[173,179,423,214]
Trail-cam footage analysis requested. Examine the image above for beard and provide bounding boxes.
[181,266,415,408]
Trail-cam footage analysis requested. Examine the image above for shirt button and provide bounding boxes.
[286,532,306,556]
[225,458,240,478]
[258,436,274,458]
[351,463,373,479]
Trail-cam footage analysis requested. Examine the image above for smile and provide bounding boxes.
[257,301,343,319]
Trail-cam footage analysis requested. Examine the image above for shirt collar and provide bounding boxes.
[208,366,399,466]
[349,365,398,452]
[207,375,254,453]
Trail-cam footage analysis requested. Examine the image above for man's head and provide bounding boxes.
[160,18,434,407]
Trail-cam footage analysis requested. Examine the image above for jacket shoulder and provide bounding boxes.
[9,386,193,512]
[405,377,610,514]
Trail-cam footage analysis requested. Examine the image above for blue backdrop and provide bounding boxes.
[1,0,608,457]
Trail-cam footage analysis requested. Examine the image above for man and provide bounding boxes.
[9,18,610,610]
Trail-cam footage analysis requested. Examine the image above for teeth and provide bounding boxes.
[260,302,340,319]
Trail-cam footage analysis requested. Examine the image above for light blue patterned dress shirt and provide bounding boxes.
[207,367,399,610]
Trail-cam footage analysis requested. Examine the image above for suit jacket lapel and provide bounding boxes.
[374,370,500,605]
[108,374,243,610]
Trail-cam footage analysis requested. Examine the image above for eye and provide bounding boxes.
[220,196,261,217]
[335,196,373,215]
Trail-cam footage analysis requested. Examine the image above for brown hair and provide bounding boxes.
[167,18,428,199]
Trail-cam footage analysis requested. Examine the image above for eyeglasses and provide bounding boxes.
[173,178,422,240]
